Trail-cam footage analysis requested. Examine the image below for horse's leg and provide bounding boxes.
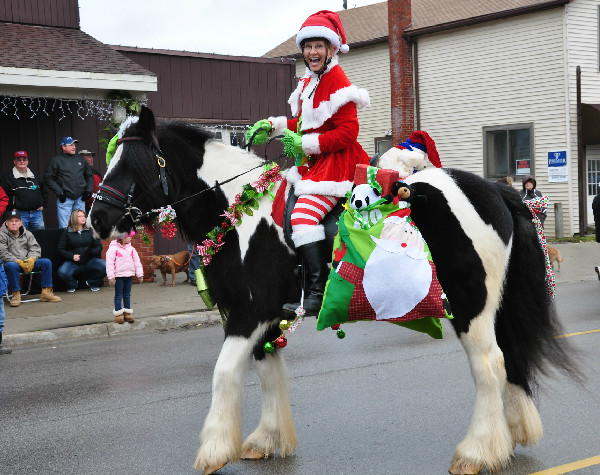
[193,335,254,474]
[241,350,297,459]
[450,311,514,475]
[502,382,543,448]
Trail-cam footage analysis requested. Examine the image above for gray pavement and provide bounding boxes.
[2,240,599,349]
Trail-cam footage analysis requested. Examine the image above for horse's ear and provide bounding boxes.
[138,106,156,138]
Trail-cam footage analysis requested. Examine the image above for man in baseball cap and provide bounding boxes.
[44,136,93,227]
[0,150,47,230]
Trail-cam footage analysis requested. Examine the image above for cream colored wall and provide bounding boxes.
[417,8,570,237]
[295,42,391,157]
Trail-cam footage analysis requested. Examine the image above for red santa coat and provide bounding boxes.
[270,56,370,197]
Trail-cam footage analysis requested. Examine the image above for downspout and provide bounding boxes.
[411,37,420,130]
[576,65,586,235]
[562,2,575,236]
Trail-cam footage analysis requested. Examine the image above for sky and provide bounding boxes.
[78,0,383,57]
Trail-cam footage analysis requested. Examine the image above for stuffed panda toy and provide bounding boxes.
[349,183,383,228]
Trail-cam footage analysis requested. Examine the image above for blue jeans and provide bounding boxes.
[58,258,106,289]
[114,276,133,311]
[57,196,85,228]
[0,299,4,333]
[4,258,54,291]
[18,210,45,230]
[188,243,200,282]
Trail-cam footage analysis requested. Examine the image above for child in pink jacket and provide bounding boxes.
[105,231,144,324]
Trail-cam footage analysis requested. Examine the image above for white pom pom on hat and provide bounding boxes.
[296,10,349,54]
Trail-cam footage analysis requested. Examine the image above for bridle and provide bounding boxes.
[92,136,169,226]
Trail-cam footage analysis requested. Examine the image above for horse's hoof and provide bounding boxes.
[202,462,227,474]
[448,460,482,475]
[241,447,266,460]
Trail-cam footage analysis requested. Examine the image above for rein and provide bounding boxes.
[94,133,282,226]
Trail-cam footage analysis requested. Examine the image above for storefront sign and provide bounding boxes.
[548,151,568,183]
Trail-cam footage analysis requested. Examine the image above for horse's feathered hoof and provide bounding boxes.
[240,447,266,460]
[201,462,227,475]
[448,459,483,475]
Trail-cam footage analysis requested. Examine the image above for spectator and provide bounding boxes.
[0,184,8,220]
[106,231,144,324]
[0,150,47,230]
[592,189,600,280]
[57,209,106,293]
[520,175,547,226]
[44,136,93,228]
[188,242,200,287]
[0,210,62,307]
[79,149,102,215]
[0,261,11,355]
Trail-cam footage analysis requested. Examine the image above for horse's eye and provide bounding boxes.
[365,197,370,205]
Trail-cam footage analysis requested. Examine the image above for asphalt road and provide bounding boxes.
[0,280,598,475]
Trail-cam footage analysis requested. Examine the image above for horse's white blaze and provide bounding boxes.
[502,382,543,447]
[242,352,297,457]
[194,322,275,470]
[406,169,514,470]
[199,141,290,260]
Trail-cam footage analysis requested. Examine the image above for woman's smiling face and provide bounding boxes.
[302,39,335,72]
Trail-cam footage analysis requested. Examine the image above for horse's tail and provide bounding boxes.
[495,184,582,395]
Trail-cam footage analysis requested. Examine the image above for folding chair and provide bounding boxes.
[5,270,41,303]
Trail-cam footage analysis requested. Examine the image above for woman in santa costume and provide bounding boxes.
[247,9,371,316]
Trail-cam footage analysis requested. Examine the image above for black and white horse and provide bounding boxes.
[89,107,578,475]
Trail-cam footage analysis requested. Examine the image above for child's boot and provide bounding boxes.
[113,309,125,324]
[123,309,134,323]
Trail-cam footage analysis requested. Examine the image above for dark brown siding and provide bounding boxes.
[117,50,296,124]
[0,99,108,229]
[0,0,79,28]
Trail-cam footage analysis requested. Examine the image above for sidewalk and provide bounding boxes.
[3,272,222,348]
[2,241,600,349]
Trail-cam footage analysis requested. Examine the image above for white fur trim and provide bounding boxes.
[294,179,352,198]
[302,133,321,155]
[117,116,139,138]
[300,82,370,131]
[113,309,124,316]
[285,166,303,185]
[291,224,325,247]
[123,308,133,314]
[296,25,341,53]
[268,116,287,137]
[288,56,340,118]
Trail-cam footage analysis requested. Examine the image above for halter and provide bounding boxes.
[92,136,168,226]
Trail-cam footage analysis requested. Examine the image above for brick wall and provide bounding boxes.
[100,231,155,284]
[388,0,415,144]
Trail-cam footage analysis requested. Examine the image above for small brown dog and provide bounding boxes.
[548,246,563,271]
[151,251,190,287]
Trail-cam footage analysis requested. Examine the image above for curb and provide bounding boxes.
[3,311,223,349]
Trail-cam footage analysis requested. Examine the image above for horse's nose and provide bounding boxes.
[355,199,363,209]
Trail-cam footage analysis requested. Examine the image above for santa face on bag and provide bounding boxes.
[302,39,336,72]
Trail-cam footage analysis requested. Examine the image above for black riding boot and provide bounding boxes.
[283,240,330,317]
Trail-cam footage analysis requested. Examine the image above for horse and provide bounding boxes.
[89,106,579,475]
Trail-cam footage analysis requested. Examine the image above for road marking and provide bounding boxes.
[554,328,600,339]
[529,455,600,475]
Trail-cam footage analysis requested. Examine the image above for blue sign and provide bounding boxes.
[548,151,567,167]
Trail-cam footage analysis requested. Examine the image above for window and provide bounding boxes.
[483,124,534,179]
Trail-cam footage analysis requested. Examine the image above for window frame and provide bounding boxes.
[482,123,535,180]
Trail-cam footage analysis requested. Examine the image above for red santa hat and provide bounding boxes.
[296,10,349,54]
[395,131,442,168]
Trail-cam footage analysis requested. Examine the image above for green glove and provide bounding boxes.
[246,119,272,145]
[282,129,304,158]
